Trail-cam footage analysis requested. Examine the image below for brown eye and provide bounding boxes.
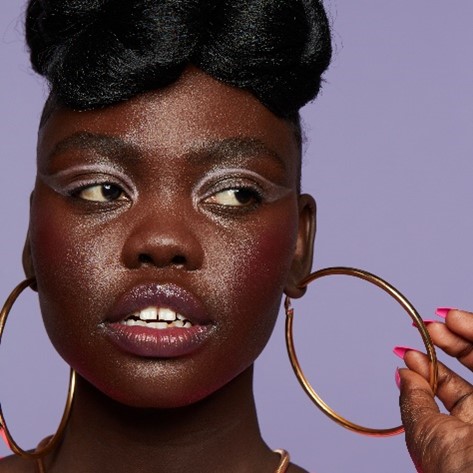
[205,188,260,207]
[76,183,126,202]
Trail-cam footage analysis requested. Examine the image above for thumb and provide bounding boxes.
[399,368,441,470]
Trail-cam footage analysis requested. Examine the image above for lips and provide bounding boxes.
[104,283,213,358]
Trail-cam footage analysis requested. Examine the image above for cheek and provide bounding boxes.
[234,201,299,293]
[203,202,299,366]
[237,222,296,297]
[28,187,300,407]
[29,193,122,354]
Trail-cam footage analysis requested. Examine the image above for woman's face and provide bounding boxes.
[26,68,315,407]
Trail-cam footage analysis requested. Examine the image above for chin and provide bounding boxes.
[76,359,251,411]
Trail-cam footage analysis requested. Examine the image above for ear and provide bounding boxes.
[22,193,37,291]
[284,194,316,299]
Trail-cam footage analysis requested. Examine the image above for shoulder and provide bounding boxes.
[288,463,310,473]
[0,454,33,473]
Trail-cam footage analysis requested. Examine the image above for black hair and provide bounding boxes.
[25,0,332,123]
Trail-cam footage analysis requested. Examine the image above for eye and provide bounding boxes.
[205,188,261,207]
[73,183,127,202]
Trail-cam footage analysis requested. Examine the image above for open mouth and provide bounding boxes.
[105,283,213,358]
[120,307,194,329]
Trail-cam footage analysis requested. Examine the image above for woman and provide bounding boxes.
[2,1,330,471]
[1,1,473,472]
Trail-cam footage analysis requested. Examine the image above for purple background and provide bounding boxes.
[1,1,473,471]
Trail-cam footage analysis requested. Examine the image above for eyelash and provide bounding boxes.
[69,182,128,203]
[202,173,269,208]
[64,176,268,214]
[203,185,263,209]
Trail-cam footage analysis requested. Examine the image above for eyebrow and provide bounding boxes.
[47,132,287,171]
[193,137,287,171]
[47,132,139,161]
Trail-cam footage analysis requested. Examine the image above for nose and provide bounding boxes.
[121,211,204,271]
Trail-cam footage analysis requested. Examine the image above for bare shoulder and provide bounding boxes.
[0,455,33,473]
[288,463,310,473]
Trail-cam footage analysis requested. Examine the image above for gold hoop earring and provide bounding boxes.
[0,278,76,459]
[284,266,438,437]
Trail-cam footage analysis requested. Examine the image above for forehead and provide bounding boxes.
[38,68,300,177]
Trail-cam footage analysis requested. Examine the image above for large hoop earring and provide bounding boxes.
[0,279,76,459]
[284,267,438,437]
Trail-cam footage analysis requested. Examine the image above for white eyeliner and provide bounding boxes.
[38,164,136,198]
[193,168,293,204]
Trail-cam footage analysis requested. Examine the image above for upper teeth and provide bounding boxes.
[122,307,192,327]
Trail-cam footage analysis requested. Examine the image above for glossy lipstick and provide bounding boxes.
[104,283,213,358]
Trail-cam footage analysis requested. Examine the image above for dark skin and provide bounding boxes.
[3,67,473,473]
[399,310,473,473]
[0,68,314,472]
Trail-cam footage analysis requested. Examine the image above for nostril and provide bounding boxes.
[171,255,186,266]
[137,253,187,267]
[138,254,153,265]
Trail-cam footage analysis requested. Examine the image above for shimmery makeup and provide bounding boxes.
[30,68,309,410]
[38,164,137,199]
[46,131,141,163]
[194,168,292,206]
[189,137,287,173]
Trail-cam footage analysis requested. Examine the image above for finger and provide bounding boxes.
[398,367,443,469]
[437,308,473,341]
[399,367,469,473]
[427,321,473,370]
[399,364,439,421]
[444,309,473,343]
[404,350,473,422]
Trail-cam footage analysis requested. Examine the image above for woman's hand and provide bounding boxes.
[399,309,473,473]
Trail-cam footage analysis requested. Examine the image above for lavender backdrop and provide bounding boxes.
[1,1,472,471]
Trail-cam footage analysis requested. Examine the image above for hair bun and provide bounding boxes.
[195,0,332,117]
[26,0,332,117]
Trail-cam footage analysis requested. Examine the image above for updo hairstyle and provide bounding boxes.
[25,0,332,122]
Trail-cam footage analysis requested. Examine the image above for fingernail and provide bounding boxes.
[395,367,401,389]
[411,319,437,328]
[0,428,9,448]
[393,345,416,359]
[436,307,456,318]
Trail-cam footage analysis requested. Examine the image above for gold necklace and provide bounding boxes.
[274,449,290,473]
[36,448,290,473]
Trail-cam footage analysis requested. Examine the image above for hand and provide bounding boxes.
[399,309,473,473]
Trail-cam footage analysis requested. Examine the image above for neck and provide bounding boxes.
[44,366,280,473]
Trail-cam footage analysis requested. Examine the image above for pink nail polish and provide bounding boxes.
[393,346,416,359]
[411,319,437,328]
[0,428,9,448]
[395,368,401,389]
[436,307,456,318]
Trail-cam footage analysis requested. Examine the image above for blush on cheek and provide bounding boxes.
[206,218,299,382]
[251,216,298,283]
[31,194,115,290]
[31,207,71,280]
[29,200,105,346]
[258,227,297,268]
[227,214,299,322]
